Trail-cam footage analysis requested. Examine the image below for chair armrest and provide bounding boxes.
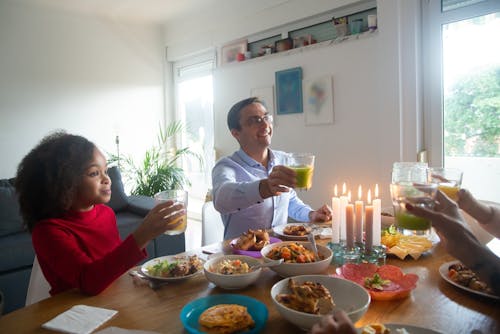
[127,195,155,217]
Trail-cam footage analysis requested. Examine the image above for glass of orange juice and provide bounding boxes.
[430,167,463,201]
[154,190,188,235]
[285,153,315,190]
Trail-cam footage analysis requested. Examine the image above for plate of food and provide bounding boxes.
[273,223,313,240]
[439,260,499,300]
[180,294,268,334]
[230,229,281,258]
[335,263,419,301]
[381,225,433,260]
[358,323,443,334]
[140,254,204,281]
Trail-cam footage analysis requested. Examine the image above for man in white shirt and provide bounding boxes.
[212,97,332,239]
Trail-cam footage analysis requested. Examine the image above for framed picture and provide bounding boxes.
[275,67,303,115]
[220,39,247,65]
[303,75,334,126]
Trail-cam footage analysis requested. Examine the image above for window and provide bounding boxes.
[423,0,500,202]
[173,53,215,219]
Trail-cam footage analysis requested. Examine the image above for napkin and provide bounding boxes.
[42,304,118,334]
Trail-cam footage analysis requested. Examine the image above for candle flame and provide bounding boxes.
[375,184,379,198]
[348,190,351,202]
[334,184,338,197]
[342,182,347,195]
[367,189,372,204]
[357,185,362,200]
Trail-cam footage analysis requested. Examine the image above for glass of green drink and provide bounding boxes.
[390,183,438,236]
[286,153,315,190]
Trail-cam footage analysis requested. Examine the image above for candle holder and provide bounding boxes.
[327,241,386,266]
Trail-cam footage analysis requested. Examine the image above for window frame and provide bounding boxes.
[422,0,500,166]
[172,50,216,208]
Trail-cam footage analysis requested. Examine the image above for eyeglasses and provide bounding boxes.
[245,115,273,127]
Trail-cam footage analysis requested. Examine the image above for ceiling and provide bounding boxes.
[14,0,291,25]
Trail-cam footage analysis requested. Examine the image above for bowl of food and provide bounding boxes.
[260,241,333,277]
[271,275,370,330]
[203,255,262,289]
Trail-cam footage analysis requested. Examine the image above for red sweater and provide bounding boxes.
[32,204,147,295]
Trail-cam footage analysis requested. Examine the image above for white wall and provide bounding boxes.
[0,1,166,178]
[0,0,422,210]
[167,0,422,208]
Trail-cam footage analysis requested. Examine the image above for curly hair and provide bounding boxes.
[227,97,266,131]
[15,131,96,232]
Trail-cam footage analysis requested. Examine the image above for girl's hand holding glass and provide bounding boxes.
[133,200,186,249]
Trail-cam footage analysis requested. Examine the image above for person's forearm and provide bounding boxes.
[460,196,500,238]
[473,204,500,238]
[213,181,263,213]
[466,246,500,296]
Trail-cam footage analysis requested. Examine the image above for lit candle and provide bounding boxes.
[355,185,364,244]
[365,189,373,251]
[331,184,340,243]
[346,191,354,249]
[339,182,348,241]
[373,184,382,246]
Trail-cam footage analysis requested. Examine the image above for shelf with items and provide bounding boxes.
[219,29,378,67]
[218,6,377,67]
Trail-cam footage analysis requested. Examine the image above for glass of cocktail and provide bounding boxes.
[430,167,463,201]
[390,182,438,236]
[154,190,188,235]
[285,153,315,190]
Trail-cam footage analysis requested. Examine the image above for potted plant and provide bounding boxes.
[108,121,202,197]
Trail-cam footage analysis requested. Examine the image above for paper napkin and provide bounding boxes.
[42,304,118,334]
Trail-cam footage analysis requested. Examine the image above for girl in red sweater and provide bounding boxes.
[15,131,185,295]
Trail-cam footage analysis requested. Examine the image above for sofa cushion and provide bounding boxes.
[0,232,35,272]
[107,167,129,212]
[0,182,25,236]
[0,267,32,314]
[114,211,155,263]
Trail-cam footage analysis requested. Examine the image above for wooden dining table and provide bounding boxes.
[0,236,498,334]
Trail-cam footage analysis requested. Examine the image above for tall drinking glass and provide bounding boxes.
[154,190,188,235]
[390,162,436,236]
[391,162,429,184]
[286,153,315,190]
[430,167,463,201]
[390,183,438,235]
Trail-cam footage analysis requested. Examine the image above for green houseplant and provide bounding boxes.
[108,121,201,196]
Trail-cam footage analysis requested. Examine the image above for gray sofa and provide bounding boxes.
[0,166,185,314]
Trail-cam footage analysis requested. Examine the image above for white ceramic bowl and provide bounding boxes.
[203,254,262,289]
[260,241,333,277]
[271,275,370,330]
